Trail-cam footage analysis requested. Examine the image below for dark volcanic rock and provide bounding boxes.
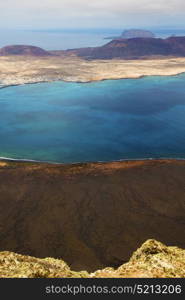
[0,45,51,56]
[0,159,184,272]
[166,36,185,56]
[66,37,185,59]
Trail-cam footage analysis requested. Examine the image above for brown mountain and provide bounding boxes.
[0,45,51,56]
[66,37,185,59]
[0,159,185,272]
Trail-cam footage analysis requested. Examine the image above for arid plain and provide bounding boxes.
[1,55,185,87]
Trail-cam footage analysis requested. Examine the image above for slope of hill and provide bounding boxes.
[0,159,184,272]
[66,37,185,59]
[0,45,51,56]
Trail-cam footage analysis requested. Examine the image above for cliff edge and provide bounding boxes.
[0,240,184,278]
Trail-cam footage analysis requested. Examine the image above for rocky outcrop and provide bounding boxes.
[93,239,185,278]
[0,240,184,278]
[66,37,185,59]
[0,159,185,272]
[0,45,51,56]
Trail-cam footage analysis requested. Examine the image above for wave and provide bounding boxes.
[0,155,185,165]
[0,156,57,164]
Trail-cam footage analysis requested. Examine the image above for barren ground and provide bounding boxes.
[1,55,185,87]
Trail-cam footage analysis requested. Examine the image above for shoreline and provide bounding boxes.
[0,156,185,166]
[1,56,185,88]
[1,70,185,90]
[1,71,185,90]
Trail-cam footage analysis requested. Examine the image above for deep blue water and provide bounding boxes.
[0,74,185,163]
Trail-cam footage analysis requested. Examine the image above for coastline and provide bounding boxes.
[0,156,185,166]
[1,56,185,88]
[1,71,185,90]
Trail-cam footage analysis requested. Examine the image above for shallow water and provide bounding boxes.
[0,74,185,163]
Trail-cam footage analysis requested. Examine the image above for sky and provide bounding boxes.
[0,0,185,30]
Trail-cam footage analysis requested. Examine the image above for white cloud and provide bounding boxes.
[0,0,185,28]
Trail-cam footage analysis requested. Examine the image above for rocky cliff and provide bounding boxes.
[0,240,184,278]
[0,159,184,272]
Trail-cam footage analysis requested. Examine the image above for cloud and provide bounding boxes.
[0,0,185,28]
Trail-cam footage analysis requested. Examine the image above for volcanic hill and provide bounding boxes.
[0,159,184,272]
[66,36,185,59]
[0,45,51,56]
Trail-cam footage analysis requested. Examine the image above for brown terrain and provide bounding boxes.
[0,159,184,272]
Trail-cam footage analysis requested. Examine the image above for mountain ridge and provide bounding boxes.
[65,36,185,59]
[1,36,185,60]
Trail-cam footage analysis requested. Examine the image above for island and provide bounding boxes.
[104,28,155,40]
[1,36,185,87]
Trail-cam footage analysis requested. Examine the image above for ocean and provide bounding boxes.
[0,74,185,163]
[1,28,185,50]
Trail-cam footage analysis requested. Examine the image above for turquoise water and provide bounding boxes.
[0,74,185,163]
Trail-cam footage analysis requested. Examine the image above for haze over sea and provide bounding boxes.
[1,28,185,50]
[0,73,185,163]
